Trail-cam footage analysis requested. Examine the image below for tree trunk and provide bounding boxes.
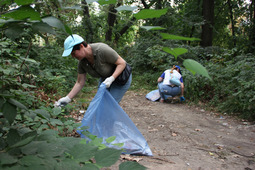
[227,0,236,46]
[105,4,117,42]
[82,0,94,43]
[201,0,214,47]
[115,17,136,43]
[249,0,255,47]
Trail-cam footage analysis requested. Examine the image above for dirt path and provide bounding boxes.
[118,91,255,170]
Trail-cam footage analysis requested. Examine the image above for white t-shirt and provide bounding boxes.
[162,69,181,85]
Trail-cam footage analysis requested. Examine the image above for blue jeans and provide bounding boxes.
[99,74,132,103]
[158,82,181,100]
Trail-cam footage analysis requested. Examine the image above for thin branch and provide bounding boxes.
[19,41,32,72]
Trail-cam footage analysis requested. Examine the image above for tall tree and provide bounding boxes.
[201,0,214,47]
[227,0,236,46]
[105,4,118,42]
[249,0,255,48]
[82,0,94,43]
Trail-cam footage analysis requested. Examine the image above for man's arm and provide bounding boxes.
[112,56,126,79]
[181,82,184,96]
[157,77,163,83]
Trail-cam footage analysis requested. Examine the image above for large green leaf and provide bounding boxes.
[51,107,62,116]
[134,9,167,19]
[162,47,188,59]
[36,129,58,142]
[18,155,44,166]
[32,22,56,35]
[15,0,34,5]
[2,102,17,124]
[160,33,200,41]
[21,141,42,155]
[0,96,5,109]
[84,163,100,170]
[6,130,36,150]
[42,16,69,34]
[59,137,81,150]
[8,98,27,110]
[0,153,18,165]
[42,16,63,28]
[36,142,65,158]
[95,148,122,167]
[116,5,138,12]
[10,134,36,149]
[98,0,116,5]
[50,118,63,126]
[55,159,85,170]
[119,161,147,170]
[21,140,65,158]
[33,109,50,120]
[6,129,20,146]
[183,59,212,80]
[140,26,165,31]
[4,25,24,39]
[69,144,98,162]
[3,6,41,21]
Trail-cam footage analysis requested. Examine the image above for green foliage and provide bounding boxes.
[160,33,200,41]
[1,2,72,38]
[0,93,146,169]
[183,59,211,81]
[128,39,255,120]
[0,127,136,169]
[183,48,255,120]
[162,47,188,60]
[134,9,168,19]
[119,161,147,170]
[33,46,78,93]
[0,2,146,169]
[126,36,177,72]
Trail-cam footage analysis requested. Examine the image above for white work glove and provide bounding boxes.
[103,76,115,88]
[54,96,71,107]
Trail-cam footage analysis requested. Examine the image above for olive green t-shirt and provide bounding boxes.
[78,43,119,78]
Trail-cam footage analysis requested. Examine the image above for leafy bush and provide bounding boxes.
[0,38,146,169]
[126,37,178,73]
[0,94,146,170]
[127,40,255,120]
[184,49,255,120]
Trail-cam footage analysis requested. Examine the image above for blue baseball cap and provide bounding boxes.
[175,65,182,74]
[62,34,84,56]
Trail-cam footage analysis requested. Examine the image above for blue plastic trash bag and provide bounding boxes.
[77,84,153,156]
[146,89,160,102]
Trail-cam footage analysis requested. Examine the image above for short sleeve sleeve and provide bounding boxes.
[101,44,119,64]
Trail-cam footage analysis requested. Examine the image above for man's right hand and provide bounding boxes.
[54,96,71,107]
[180,96,185,102]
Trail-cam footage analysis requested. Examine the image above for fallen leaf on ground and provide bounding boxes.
[120,154,143,162]
[148,128,158,132]
[209,152,214,156]
[172,132,177,137]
